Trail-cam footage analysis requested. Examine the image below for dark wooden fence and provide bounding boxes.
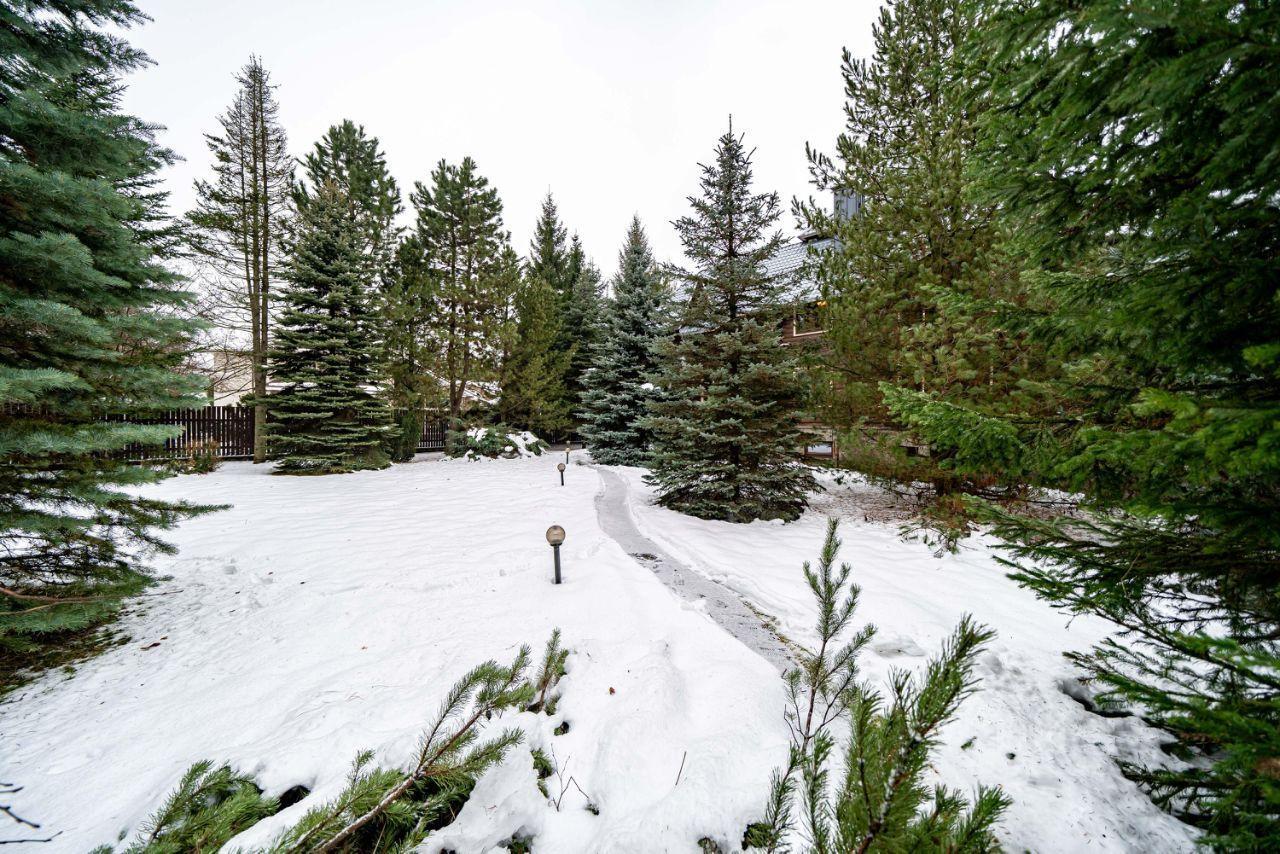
[111,405,257,461]
[110,405,448,462]
[6,403,448,462]
[418,420,446,452]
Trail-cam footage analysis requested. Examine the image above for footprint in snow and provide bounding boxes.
[871,636,926,658]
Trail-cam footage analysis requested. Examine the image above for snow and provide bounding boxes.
[459,428,548,459]
[612,465,1199,852]
[1,457,1198,852]
[2,456,783,852]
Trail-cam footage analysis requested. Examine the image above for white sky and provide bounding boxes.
[122,0,880,279]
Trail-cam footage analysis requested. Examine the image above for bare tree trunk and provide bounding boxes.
[254,77,271,464]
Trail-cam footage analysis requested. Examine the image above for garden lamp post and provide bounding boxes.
[557,461,566,486]
[546,525,566,584]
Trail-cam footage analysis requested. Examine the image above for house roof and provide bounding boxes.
[667,230,838,316]
[764,235,836,304]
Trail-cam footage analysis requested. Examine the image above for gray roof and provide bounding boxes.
[669,234,837,307]
[764,235,836,303]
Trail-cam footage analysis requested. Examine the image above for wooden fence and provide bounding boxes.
[110,405,257,461]
[418,420,446,452]
[106,405,448,462]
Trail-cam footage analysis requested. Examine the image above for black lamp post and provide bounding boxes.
[546,525,566,584]
[557,461,566,486]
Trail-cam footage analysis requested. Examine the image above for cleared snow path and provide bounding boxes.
[592,466,793,672]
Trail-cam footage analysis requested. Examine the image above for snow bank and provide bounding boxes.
[1,455,784,852]
[613,465,1198,852]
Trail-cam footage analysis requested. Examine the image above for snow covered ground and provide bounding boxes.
[2,456,1197,852]
[614,466,1198,852]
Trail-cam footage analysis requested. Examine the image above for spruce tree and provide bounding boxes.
[892,0,1280,845]
[562,251,606,417]
[294,120,412,454]
[646,129,815,522]
[296,121,401,328]
[520,193,577,436]
[802,0,1044,510]
[527,192,573,294]
[580,217,669,465]
[267,182,390,474]
[295,120,402,269]
[0,0,208,655]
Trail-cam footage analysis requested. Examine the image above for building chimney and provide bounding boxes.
[833,189,864,221]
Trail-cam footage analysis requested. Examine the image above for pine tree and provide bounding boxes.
[122,761,277,854]
[499,276,574,438]
[0,1,208,656]
[747,521,1008,853]
[267,182,390,474]
[380,235,438,461]
[187,56,293,463]
[902,0,1280,845]
[645,129,815,522]
[580,217,669,465]
[410,158,513,426]
[802,0,1045,513]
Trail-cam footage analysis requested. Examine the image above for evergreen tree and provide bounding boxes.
[294,121,413,456]
[410,158,513,425]
[802,0,1045,511]
[0,1,208,655]
[519,192,577,435]
[646,129,815,522]
[380,235,438,461]
[187,56,293,463]
[580,217,669,465]
[749,521,1008,853]
[267,182,390,474]
[490,243,525,397]
[563,253,601,396]
[121,761,277,854]
[562,243,606,420]
[527,192,572,294]
[295,120,401,268]
[498,275,574,438]
[888,0,1280,845]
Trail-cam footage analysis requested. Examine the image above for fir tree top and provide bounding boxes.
[527,191,571,292]
[673,129,790,326]
[296,119,402,258]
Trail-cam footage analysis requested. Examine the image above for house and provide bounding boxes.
[193,347,255,405]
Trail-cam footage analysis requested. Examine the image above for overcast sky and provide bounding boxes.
[122,0,880,279]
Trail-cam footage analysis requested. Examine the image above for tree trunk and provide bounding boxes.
[255,71,271,463]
